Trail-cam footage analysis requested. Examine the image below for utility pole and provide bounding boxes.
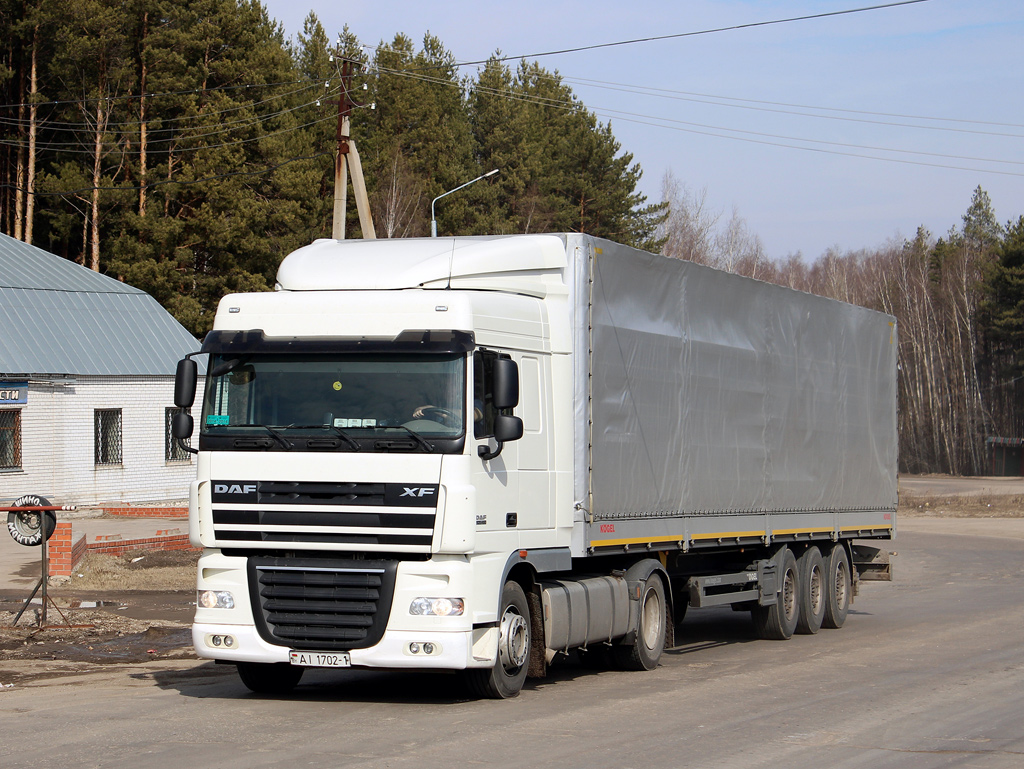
[330,57,375,240]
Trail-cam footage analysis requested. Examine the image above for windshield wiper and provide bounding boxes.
[384,425,435,453]
[234,424,294,451]
[286,424,361,452]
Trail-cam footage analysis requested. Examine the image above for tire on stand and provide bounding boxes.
[465,580,531,699]
[822,543,851,629]
[7,495,57,547]
[613,573,668,671]
[795,546,825,635]
[236,661,304,694]
[752,547,800,640]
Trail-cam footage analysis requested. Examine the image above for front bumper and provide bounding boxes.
[192,622,491,669]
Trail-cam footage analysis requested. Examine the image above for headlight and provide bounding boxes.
[198,590,235,609]
[409,597,464,616]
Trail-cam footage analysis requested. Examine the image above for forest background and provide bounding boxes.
[1,0,1022,476]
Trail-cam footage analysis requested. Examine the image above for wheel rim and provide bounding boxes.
[498,606,529,674]
[640,585,663,650]
[809,564,823,615]
[834,560,849,607]
[783,568,797,621]
[11,512,42,538]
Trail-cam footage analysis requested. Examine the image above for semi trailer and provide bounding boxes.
[172,233,897,698]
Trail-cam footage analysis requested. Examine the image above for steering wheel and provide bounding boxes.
[418,406,455,424]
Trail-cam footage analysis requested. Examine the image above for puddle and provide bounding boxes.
[63,600,121,609]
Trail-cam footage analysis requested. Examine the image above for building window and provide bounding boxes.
[0,410,22,469]
[95,409,122,465]
[165,407,191,462]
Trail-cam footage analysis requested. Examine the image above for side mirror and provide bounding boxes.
[492,358,519,410]
[172,411,194,440]
[493,414,523,443]
[171,411,198,455]
[478,414,522,461]
[175,358,198,408]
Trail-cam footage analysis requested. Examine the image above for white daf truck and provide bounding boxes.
[172,233,897,698]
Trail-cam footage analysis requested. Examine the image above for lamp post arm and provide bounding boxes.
[430,169,498,237]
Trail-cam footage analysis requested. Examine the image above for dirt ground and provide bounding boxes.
[1,488,1021,671]
[0,548,198,671]
[899,492,1024,517]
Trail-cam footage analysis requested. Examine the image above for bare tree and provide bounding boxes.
[373,149,423,238]
[658,170,719,266]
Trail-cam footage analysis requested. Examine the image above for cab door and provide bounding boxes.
[470,349,520,548]
[516,354,553,531]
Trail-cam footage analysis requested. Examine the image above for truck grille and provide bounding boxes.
[248,556,398,651]
[211,480,438,553]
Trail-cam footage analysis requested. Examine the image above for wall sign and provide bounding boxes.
[0,383,27,405]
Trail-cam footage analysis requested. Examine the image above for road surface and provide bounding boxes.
[1,519,1022,769]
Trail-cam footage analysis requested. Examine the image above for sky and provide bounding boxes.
[261,0,1024,261]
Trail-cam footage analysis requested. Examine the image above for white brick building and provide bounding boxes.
[0,234,204,505]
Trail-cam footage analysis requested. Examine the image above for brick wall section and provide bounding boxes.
[47,522,86,577]
[47,523,197,576]
[86,534,195,557]
[103,506,187,518]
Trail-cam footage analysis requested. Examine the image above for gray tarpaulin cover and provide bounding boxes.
[565,234,898,519]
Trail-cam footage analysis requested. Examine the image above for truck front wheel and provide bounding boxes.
[465,581,531,699]
[237,661,304,695]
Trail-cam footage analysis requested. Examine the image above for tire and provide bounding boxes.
[752,547,800,640]
[236,662,304,694]
[822,543,851,629]
[613,574,667,671]
[7,495,57,547]
[464,581,531,699]
[795,547,825,635]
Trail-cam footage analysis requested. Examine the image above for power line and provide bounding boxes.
[559,75,1024,131]
[0,78,318,111]
[557,76,1024,138]
[378,65,1024,177]
[0,105,341,155]
[0,81,328,133]
[367,1,934,68]
[0,151,334,198]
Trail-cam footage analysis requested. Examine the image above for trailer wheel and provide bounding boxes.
[464,581,531,699]
[752,547,799,640]
[795,547,825,635]
[822,544,851,629]
[236,662,304,694]
[614,574,667,671]
[7,495,57,547]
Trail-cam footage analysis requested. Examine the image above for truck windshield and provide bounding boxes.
[200,352,465,453]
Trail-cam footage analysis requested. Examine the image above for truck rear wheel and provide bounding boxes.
[752,547,799,640]
[613,574,667,671]
[464,580,531,699]
[795,546,825,635]
[822,544,851,629]
[236,661,304,694]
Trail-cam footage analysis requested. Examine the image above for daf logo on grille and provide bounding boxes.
[215,483,256,495]
[400,487,435,498]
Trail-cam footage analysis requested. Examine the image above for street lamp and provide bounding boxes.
[430,169,499,237]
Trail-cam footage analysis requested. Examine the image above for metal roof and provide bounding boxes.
[0,234,201,376]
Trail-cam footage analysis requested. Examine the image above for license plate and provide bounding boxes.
[289,651,351,668]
